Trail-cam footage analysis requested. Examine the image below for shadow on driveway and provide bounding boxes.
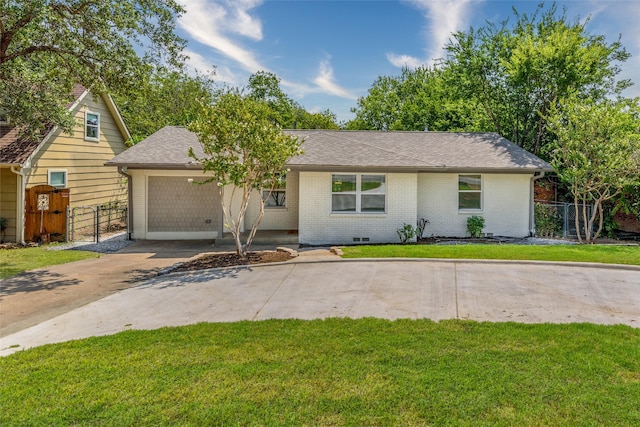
[134,265,252,289]
[0,270,81,298]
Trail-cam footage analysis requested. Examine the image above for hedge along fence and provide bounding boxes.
[535,202,592,238]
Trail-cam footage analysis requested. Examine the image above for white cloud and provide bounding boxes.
[177,0,267,73]
[386,53,423,68]
[388,0,479,68]
[313,59,358,100]
[224,0,263,40]
[178,1,358,102]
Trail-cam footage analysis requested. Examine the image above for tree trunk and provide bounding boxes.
[574,195,583,244]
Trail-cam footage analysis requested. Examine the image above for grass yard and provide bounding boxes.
[0,246,99,279]
[342,243,640,266]
[1,319,639,426]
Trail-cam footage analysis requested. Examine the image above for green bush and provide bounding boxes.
[397,223,417,244]
[534,203,563,237]
[466,215,485,238]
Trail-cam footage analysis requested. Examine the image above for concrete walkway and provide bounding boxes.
[1,257,639,356]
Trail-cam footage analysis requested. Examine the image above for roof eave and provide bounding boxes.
[104,162,204,170]
[287,164,554,174]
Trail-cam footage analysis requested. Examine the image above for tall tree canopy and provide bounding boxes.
[247,71,339,130]
[0,0,186,139]
[347,66,489,131]
[444,3,630,156]
[115,67,218,144]
[348,3,631,159]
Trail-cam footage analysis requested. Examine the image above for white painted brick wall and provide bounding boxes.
[417,173,531,238]
[299,171,417,245]
[245,171,299,230]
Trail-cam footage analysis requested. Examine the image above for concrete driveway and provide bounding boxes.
[1,258,639,356]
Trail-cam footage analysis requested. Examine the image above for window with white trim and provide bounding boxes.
[263,175,286,208]
[85,111,100,141]
[332,173,386,213]
[48,170,67,188]
[458,174,482,210]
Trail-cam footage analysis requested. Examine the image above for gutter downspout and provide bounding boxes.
[10,166,27,244]
[118,166,133,240]
[529,171,546,237]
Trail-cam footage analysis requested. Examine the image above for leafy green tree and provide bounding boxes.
[347,66,490,131]
[247,71,296,127]
[547,96,640,243]
[188,91,302,256]
[0,0,186,139]
[294,108,339,130]
[444,3,630,156]
[247,71,339,129]
[115,67,218,144]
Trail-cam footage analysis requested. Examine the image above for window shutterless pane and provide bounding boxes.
[86,113,99,139]
[263,190,286,207]
[332,174,356,192]
[459,192,481,210]
[361,194,385,212]
[459,175,481,190]
[49,172,66,187]
[361,174,385,193]
[332,194,356,212]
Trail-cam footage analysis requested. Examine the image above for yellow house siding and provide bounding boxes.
[0,167,18,242]
[25,94,127,209]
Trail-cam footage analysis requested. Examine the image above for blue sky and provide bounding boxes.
[176,0,640,122]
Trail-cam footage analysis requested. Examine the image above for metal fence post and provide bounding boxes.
[96,205,101,243]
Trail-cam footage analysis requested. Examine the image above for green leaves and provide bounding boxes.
[547,96,640,241]
[114,67,218,142]
[0,0,186,138]
[188,90,303,255]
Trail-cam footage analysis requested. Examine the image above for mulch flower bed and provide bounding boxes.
[171,251,294,272]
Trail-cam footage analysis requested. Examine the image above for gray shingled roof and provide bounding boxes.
[107,126,553,172]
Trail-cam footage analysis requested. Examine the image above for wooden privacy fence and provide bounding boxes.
[24,185,70,243]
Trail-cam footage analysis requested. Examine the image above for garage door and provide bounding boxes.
[147,176,220,235]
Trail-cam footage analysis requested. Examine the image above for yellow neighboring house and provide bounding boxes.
[0,85,130,244]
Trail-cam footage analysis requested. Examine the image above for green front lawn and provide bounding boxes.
[342,244,640,266]
[1,319,639,425]
[0,246,99,279]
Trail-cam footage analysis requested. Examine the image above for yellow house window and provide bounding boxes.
[85,111,100,141]
[48,169,67,188]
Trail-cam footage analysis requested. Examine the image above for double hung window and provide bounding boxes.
[458,174,482,210]
[85,111,100,141]
[332,174,386,213]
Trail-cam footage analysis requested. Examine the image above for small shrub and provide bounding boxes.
[0,217,7,243]
[397,223,417,244]
[466,215,485,238]
[416,218,429,239]
[534,203,563,237]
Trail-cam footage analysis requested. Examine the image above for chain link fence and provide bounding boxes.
[535,202,593,238]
